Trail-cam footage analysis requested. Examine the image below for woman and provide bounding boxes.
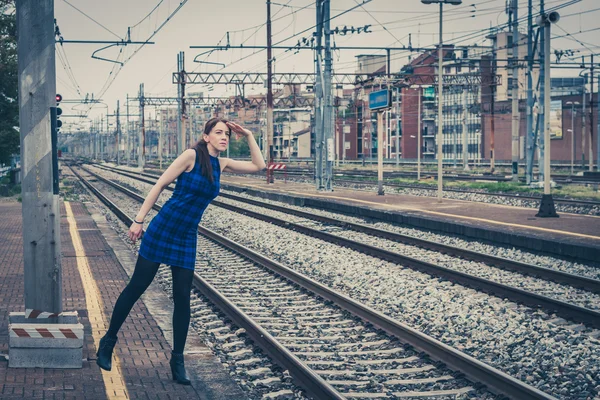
[96,118,266,385]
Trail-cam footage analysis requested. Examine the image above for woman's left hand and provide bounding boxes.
[226,121,252,139]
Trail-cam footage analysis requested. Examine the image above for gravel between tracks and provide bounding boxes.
[87,164,600,399]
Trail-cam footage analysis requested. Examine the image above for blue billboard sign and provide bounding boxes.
[368,89,391,111]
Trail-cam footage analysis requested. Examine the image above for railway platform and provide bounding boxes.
[220,175,600,263]
[0,199,247,399]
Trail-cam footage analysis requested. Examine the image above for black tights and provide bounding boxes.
[105,255,194,354]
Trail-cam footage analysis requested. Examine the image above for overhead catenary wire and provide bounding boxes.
[61,0,122,40]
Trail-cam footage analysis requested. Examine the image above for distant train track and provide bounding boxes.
[97,162,598,208]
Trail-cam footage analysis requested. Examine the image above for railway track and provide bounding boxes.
[90,163,600,330]
[69,164,555,399]
[132,164,600,210]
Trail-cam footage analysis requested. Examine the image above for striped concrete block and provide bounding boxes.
[8,322,83,368]
[9,310,79,324]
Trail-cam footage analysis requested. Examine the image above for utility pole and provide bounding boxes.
[417,88,422,179]
[116,100,120,165]
[437,1,444,200]
[590,70,600,171]
[525,0,534,184]
[591,56,597,171]
[177,53,182,155]
[179,51,187,154]
[453,103,457,168]
[377,111,384,195]
[266,1,274,182]
[323,0,333,191]
[536,9,559,218]
[17,0,62,313]
[126,94,130,165]
[490,49,496,173]
[462,87,469,170]
[538,1,546,185]
[396,87,400,167]
[510,0,520,181]
[581,76,586,169]
[100,116,104,159]
[159,110,163,170]
[343,108,347,163]
[139,83,145,167]
[314,0,324,189]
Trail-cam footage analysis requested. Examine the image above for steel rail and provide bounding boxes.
[86,164,600,328]
[125,164,600,207]
[70,166,344,399]
[72,164,556,400]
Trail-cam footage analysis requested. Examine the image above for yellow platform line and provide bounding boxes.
[224,181,600,241]
[65,202,129,400]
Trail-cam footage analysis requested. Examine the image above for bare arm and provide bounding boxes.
[221,122,266,173]
[128,149,196,242]
[133,149,195,222]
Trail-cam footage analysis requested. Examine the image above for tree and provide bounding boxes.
[0,1,18,166]
[227,135,250,158]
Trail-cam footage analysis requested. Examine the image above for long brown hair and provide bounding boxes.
[192,117,229,183]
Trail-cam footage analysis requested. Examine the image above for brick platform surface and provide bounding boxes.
[0,200,228,399]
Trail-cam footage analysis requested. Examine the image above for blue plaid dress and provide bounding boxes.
[139,149,221,269]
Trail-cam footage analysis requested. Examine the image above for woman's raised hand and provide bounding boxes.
[226,121,252,140]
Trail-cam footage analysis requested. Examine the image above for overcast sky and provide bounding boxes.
[52,0,598,132]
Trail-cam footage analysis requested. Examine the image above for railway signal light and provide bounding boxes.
[55,94,62,133]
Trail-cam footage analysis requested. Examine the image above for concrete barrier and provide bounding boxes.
[8,311,83,368]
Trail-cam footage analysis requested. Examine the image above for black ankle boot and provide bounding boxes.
[96,335,117,371]
[170,352,191,385]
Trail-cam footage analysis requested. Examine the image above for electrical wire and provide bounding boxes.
[61,0,122,40]
[121,0,188,65]
[352,0,404,46]
[88,0,189,112]
[130,0,166,29]
[56,46,83,98]
[554,23,598,57]
[217,0,373,74]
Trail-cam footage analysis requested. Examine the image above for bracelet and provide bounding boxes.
[133,219,143,224]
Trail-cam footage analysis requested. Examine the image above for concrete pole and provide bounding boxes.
[525,0,534,183]
[323,0,333,191]
[418,88,422,179]
[266,1,274,181]
[180,53,187,152]
[581,79,586,168]
[538,22,546,184]
[17,0,62,313]
[543,22,551,195]
[314,0,324,189]
[138,85,145,167]
[597,72,600,171]
[116,100,120,165]
[159,110,163,170]
[462,87,469,170]
[377,111,384,195]
[343,108,346,163]
[100,116,104,159]
[511,0,520,180]
[126,94,130,165]
[396,87,400,166]
[568,102,575,175]
[437,1,444,201]
[177,54,182,156]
